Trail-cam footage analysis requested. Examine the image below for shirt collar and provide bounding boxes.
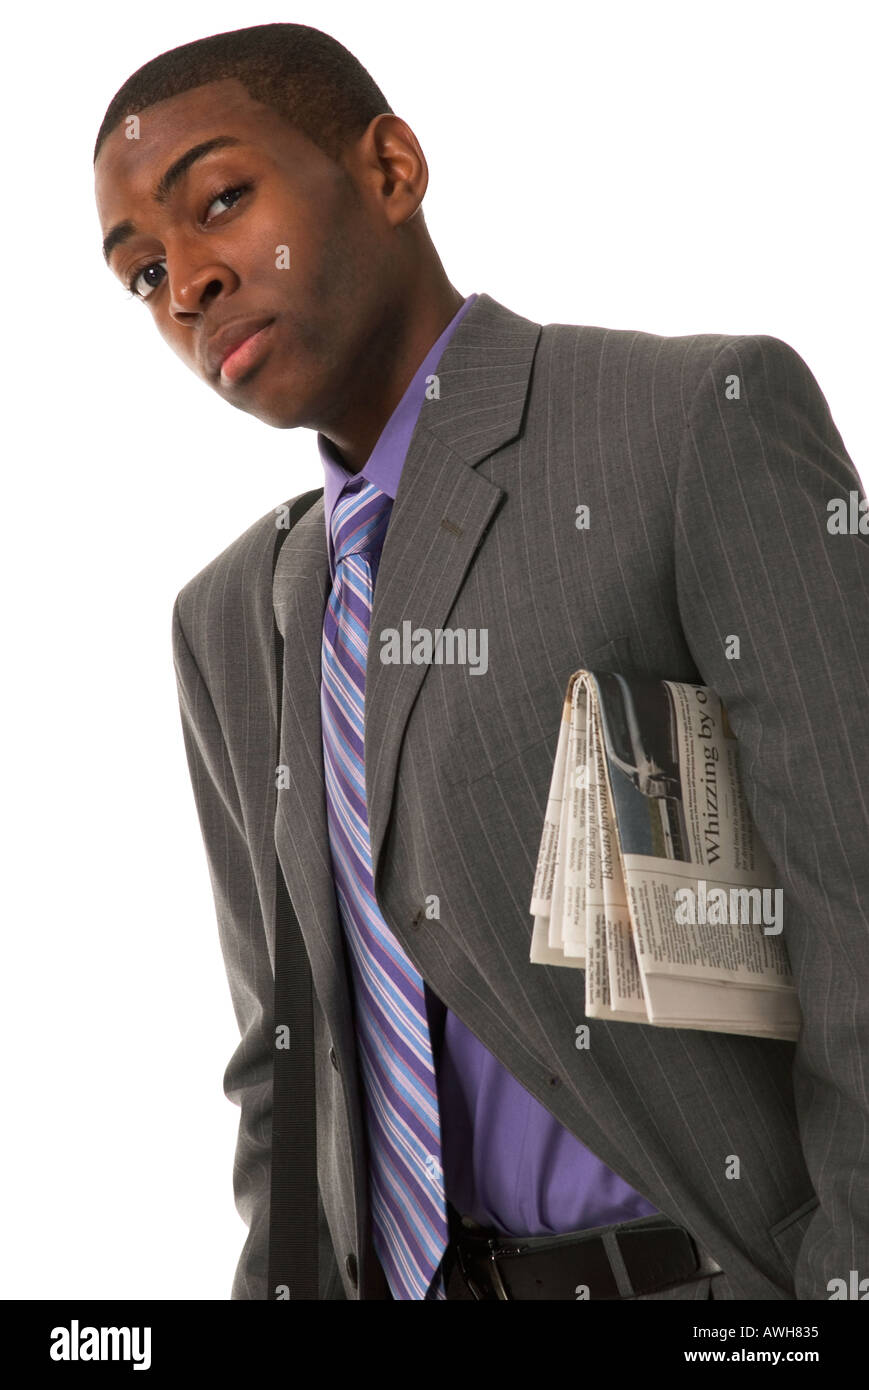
[318,292,478,578]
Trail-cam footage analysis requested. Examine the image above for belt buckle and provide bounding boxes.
[455,1233,523,1300]
[487,1239,524,1300]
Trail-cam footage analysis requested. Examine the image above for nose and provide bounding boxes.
[168,261,240,322]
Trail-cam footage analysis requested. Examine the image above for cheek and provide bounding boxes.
[236,197,321,287]
[225,224,289,285]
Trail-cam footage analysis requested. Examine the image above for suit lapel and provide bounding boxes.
[367,293,541,890]
[271,293,541,1009]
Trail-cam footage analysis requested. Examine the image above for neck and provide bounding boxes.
[318,272,465,473]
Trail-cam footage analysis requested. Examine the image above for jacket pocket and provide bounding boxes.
[767,1195,820,1272]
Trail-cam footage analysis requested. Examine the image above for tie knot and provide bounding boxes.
[332,478,393,565]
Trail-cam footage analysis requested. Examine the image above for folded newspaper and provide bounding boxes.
[529,670,801,1041]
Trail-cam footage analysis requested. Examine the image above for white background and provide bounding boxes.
[4,0,866,1298]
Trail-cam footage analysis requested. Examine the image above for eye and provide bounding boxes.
[203,184,250,222]
[127,261,167,300]
[123,184,251,300]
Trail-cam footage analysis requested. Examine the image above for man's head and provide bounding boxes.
[94,24,446,434]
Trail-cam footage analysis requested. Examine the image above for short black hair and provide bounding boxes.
[93,22,393,165]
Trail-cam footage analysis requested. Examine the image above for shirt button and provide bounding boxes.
[345,1252,358,1287]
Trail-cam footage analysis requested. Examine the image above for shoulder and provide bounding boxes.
[682,332,831,415]
[529,322,826,482]
[536,318,805,407]
[172,492,315,662]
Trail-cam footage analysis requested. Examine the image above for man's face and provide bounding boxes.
[95,79,397,429]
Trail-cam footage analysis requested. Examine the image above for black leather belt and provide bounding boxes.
[442,1203,721,1300]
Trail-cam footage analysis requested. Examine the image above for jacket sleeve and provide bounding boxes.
[171,594,345,1300]
[673,333,869,1299]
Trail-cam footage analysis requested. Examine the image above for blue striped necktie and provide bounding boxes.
[320,477,450,1300]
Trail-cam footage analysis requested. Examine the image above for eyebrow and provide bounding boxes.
[101,135,243,264]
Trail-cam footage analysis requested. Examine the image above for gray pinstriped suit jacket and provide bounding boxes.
[172,292,869,1300]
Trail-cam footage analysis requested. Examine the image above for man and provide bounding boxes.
[94,23,869,1301]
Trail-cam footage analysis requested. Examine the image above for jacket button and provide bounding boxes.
[345,1252,358,1287]
[329,1046,339,1070]
[410,908,424,929]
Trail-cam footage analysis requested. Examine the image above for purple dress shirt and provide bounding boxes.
[318,292,659,1236]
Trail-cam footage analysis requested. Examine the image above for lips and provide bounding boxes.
[205,315,275,381]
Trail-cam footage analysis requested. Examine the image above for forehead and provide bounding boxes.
[94,77,310,223]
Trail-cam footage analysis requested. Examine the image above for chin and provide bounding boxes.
[251,404,306,430]
[220,384,304,430]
